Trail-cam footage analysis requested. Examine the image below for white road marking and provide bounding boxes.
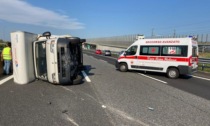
[192,75,210,81]
[81,70,91,82]
[0,75,14,85]
[138,73,167,84]
[99,59,107,62]
[65,115,79,126]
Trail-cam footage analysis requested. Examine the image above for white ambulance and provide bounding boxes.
[116,36,198,78]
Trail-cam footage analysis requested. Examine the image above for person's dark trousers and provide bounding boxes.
[3,60,12,75]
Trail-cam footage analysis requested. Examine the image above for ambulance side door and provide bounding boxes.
[137,46,162,71]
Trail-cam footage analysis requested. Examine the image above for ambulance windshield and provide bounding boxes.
[34,41,47,80]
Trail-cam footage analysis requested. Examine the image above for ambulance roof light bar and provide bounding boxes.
[188,35,197,40]
[136,34,145,40]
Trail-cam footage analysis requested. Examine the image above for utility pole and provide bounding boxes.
[151,28,154,38]
[173,29,176,38]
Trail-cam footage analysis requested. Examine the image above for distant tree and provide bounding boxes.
[0,39,9,52]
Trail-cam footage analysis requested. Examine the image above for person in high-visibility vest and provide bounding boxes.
[1,42,12,75]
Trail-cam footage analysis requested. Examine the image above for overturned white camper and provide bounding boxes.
[11,31,85,85]
[11,31,37,84]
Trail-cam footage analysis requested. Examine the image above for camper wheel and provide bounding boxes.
[69,37,81,44]
[119,63,128,72]
[167,68,179,79]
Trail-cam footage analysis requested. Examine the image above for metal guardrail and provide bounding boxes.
[199,58,210,64]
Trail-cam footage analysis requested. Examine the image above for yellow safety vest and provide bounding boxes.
[2,47,12,60]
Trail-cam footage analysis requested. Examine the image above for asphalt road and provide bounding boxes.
[0,51,210,126]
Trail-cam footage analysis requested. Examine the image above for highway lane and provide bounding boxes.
[82,53,210,126]
[0,52,210,126]
[83,50,210,101]
[0,76,113,126]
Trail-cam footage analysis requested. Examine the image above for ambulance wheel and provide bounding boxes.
[167,68,179,79]
[119,63,128,72]
[72,74,82,85]
[69,37,80,44]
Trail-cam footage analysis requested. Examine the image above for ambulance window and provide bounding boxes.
[161,46,187,57]
[140,46,160,55]
[142,47,148,53]
[148,47,159,54]
[126,45,138,55]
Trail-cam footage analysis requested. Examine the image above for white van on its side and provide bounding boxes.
[33,33,85,84]
[11,31,85,85]
[115,37,199,78]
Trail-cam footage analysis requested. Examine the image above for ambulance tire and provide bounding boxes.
[119,63,128,72]
[69,37,80,45]
[167,68,179,79]
[72,74,83,85]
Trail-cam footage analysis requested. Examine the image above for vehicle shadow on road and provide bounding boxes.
[121,70,193,80]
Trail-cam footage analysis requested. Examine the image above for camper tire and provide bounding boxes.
[69,37,80,44]
[167,68,179,79]
[72,74,83,85]
[119,63,128,72]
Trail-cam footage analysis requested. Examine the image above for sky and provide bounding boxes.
[0,0,210,41]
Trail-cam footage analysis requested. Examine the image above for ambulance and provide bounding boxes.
[115,36,198,78]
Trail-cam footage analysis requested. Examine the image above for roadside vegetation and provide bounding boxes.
[0,39,10,52]
[197,52,210,73]
[198,63,210,73]
[199,52,210,58]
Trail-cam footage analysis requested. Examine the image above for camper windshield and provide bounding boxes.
[34,41,47,80]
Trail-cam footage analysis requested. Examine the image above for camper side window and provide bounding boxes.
[126,45,138,55]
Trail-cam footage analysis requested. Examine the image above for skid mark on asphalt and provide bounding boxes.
[0,75,13,85]
[61,87,77,98]
[62,86,102,105]
[107,106,149,126]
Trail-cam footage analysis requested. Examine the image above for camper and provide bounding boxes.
[11,31,85,84]
[33,32,85,84]
[115,37,198,78]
